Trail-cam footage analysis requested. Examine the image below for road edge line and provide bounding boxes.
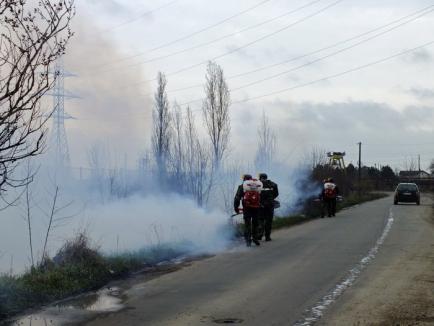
[294,208,395,326]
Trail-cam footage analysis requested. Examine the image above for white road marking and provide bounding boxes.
[294,208,395,326]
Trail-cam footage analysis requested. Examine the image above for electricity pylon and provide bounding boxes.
[49,59,78,168]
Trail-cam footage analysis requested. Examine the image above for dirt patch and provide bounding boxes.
[379,259,434,326]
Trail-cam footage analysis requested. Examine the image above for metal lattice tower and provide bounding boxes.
[50,60,77,168]
[327,151,346,170]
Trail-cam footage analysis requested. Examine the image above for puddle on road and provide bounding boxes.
[9,287,123,326]
[8,255,200,326]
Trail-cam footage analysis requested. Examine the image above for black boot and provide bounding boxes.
[252,239,260,246]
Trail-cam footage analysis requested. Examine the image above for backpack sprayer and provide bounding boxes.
[313,196,343,203]
[231,200,281,218]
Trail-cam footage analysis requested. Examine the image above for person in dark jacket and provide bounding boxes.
[234,174,262,247]
[257,173,279,241]
[320,177,339,217]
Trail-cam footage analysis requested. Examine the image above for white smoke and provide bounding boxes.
[83,194,230,254]
[0,166,233,274]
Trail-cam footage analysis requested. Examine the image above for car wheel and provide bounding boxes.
[394,201,398,205]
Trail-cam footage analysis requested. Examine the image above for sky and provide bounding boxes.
[58,0,434,171]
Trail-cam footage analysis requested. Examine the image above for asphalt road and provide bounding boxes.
[86,195,420,326]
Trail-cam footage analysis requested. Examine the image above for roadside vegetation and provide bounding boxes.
[272,192,389,230]
[0,234,189,320]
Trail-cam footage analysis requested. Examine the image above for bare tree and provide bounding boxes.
[202,61,230,172]
[39,184,76,261]
[42,186,58,259]
[152,72,172,184]
[218,162,243,214]
[403,156,417,171]
[254,111,276,172]
[24,182,34,267]
[0,1,75,192]
[21,160,40,268]
[87,143,108,200]
[305,146,328,169]
[184,107,212,206]
[170,102,185,189]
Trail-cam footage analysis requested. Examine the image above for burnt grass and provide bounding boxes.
[0,192,388,321]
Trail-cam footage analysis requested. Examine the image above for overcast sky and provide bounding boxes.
[59,0,434,171]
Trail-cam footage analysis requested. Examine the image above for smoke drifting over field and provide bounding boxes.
[0,167,232,274]
[85,194,230,253]
[60,16,152,168]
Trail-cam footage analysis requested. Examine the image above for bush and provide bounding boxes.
[30,234,109,296]
[0,275,27,319]
[0,233,111,320]
[53,233,105,268]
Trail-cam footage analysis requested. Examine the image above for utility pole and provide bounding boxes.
[358,142,362,196]
[418,154,421,172]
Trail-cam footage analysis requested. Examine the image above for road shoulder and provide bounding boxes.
[319,195,434,326]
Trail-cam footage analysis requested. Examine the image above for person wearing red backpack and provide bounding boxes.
[234,174,263,247]
[320,177,339,217]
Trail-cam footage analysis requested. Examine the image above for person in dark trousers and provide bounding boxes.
[257,173,279,241]
[234,174,263,247]
[320,177,339,217]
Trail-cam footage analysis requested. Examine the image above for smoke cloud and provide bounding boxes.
[0,166,233,274]
[59,15,152,169]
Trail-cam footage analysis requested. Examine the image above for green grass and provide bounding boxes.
[271,214,310,229]
[0,236,190,321]
[271,192,389,231]
[337,192,389,211]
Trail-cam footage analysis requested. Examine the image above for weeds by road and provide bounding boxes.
[0,234,189,320]
[272,192,388,230]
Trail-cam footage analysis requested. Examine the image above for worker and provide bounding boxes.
[257,173,279,241]
[234,174,263,247]
[320,177,339,217]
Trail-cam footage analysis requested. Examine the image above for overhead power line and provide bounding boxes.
[228,5,434,80]
[126,0,344,86]
[160,4,434,96]
[101,0,182,32]
[175,40,434,108]
[229,40,434,105]
[104,0,324,69]
[230,8,434,92]
[77,36,434,121]
[94,0,275,69]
